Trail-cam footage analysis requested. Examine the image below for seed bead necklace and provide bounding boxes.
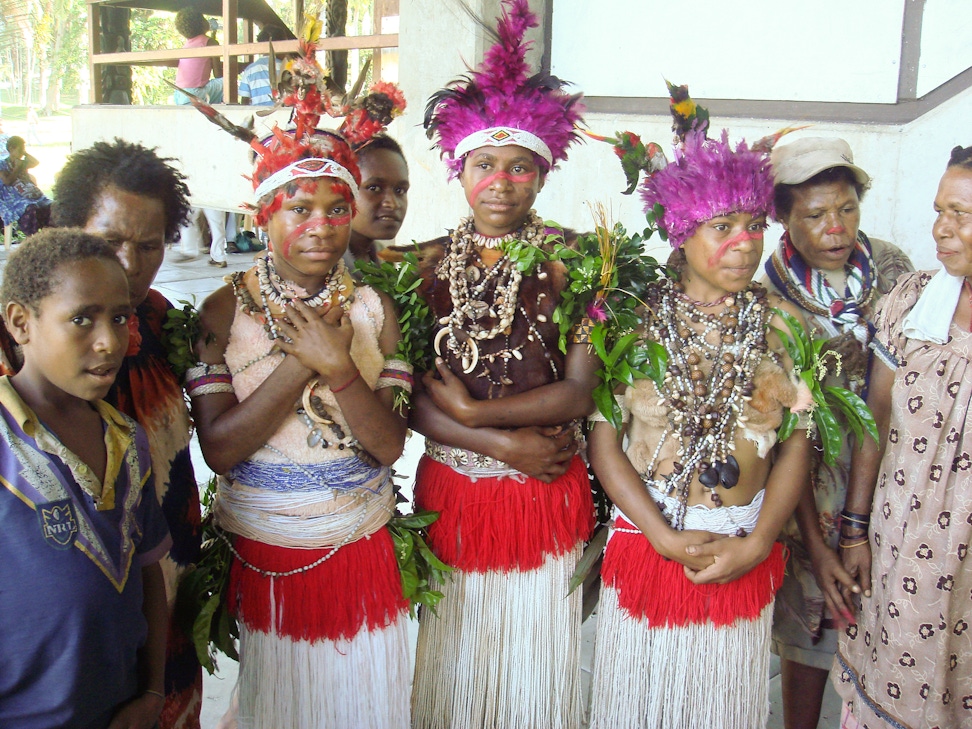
[434,211,547,374]
[642,277,773,531]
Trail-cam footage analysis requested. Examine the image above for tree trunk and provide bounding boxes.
[43,9,64,113]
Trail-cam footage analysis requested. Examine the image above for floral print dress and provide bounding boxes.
[834,271,972,729]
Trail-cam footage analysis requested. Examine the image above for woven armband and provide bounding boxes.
[376,358,414,393]
[185,363,234,397]
[570,315,596,345]
[587,394,629,425]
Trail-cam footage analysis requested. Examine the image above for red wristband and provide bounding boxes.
[330,370,360,394]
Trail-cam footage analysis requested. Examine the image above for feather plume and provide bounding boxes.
[425,0,585,178]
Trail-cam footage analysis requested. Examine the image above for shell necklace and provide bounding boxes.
[433,212,546,374]
[255,255,350,340]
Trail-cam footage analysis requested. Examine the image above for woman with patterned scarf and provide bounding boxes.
[409,1,597,726]
[761,137,913,729]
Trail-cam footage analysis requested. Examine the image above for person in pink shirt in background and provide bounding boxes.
[173,8,222,105]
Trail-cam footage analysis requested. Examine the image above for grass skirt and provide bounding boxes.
[411,455,593,728]
[589,522,785,729]
[229,530,409,728]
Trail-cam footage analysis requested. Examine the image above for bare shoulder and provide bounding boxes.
[765,292,805,327]
[197,282,237,361]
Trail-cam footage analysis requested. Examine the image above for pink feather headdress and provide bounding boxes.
[637,84,775,249]
[424,0,584,178]
[641,129,775,248]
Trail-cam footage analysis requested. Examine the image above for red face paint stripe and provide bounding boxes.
[708,229,764,266]
[466,170,538,207]
[280,215,352,256]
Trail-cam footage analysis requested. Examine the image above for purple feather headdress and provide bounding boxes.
[640,129,775,249]
[424,0,584,178]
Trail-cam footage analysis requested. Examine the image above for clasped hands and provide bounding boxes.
[273,298,358,387]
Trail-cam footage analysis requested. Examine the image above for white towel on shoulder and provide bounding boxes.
[901,268,964,344]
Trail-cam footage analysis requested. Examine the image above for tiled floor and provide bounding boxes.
[0,243,842,727]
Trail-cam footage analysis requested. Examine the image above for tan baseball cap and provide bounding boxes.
[771,137,870,187]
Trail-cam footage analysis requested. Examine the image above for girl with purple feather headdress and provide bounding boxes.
[584,86,815,728]
[405,1,598,727]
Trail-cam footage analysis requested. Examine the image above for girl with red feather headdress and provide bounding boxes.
[183,37,412,728]
[408,1,596,726]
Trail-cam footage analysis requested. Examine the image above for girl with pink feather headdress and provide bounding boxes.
[183,36,412,729]
[406,1,598,726]
[584,89,814,728]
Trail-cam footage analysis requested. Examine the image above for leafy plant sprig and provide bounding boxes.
[499,232,559,275]
[550,205,668,430]
[173,477,238,675]
[771,308,879,466]
[162,298,209,380]
[357,252,436,411]
[387,475,453,618]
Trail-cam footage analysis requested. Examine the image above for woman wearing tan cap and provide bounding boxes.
[761,137,913,729]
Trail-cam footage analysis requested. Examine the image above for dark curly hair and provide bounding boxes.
[175,7,209,38]
[353,133,408,170]
[774,166,868,221]
[947,145,972,171]
[52,138,192,244]
[2,228,122,313]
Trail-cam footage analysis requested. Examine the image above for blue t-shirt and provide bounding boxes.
[0,377,171,729]
[239,57,283,106]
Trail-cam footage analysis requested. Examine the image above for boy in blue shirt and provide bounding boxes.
[0,229,170,729]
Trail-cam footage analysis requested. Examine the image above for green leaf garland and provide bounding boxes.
[771,307,879,466]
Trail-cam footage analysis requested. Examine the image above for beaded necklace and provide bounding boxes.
[642,277,773,531]
[434,212,547,374]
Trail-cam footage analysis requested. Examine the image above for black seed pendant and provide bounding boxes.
[719,455,740,489]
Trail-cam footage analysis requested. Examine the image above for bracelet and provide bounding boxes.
[143,689,165,701]
[840,509,871,526]
[839,538,870,549]
[330,370,360,394]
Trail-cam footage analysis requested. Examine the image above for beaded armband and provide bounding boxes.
[376,358,414,393]
[588,394,629,425]
[570,315,596,345]
[185,363,234,397]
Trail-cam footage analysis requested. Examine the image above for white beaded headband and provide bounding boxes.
[453,126,553,166]
[253,158,359,202]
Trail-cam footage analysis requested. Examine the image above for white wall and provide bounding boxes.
[918,0,972,96]
[395,0,972,274]
[551,0,904,103]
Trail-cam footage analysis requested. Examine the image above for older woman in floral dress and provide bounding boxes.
[834,145,972,729]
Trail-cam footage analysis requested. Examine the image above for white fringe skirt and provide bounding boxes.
[236,616,411,729]
[411,547,585,729]
[589,584,775,729]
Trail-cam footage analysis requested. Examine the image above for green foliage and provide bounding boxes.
[771,307,879,466]
[386,500,453,618]
[500,234,554,274]
[357,252,436,410]
[174,478,239,674]
[551,216,668,430]
[162,299,207,381]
